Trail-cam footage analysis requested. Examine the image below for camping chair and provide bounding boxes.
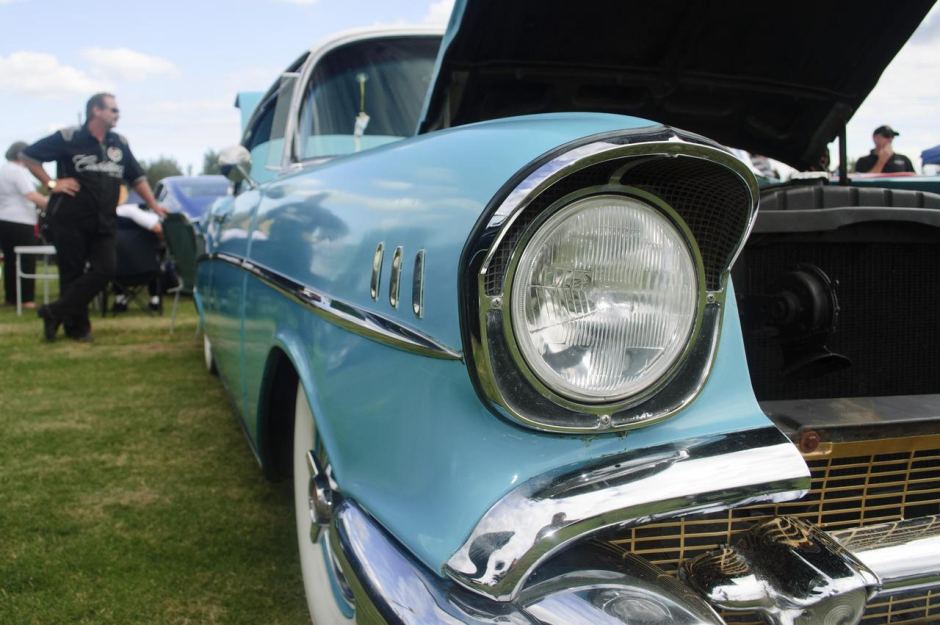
[161,213,200,332]
[104,217,162,316]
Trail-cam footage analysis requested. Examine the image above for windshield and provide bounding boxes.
[296,35,440,159]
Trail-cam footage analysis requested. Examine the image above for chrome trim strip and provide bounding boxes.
[210,252,461,360]
[444,426,810,601]
[831,515,940,598]
[370,242,384,301]
[412,249,425,318]
[389,246,403,309]
[328,499,724,625]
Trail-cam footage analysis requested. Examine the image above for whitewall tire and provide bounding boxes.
[203,334,217,375]
[293,385,354,625]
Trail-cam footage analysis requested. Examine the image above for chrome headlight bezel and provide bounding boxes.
[463,132,759,434]
[500,187,707,411]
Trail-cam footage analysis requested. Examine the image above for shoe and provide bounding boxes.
[37,305,61,342]
[65,319,93,342]
[69,329,94,343]
[112,300,128,314]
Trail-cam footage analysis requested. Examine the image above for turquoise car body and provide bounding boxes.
[196,2,940,622]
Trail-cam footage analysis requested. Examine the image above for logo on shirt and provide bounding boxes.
[73,153,124,178]
[107,146,123,162]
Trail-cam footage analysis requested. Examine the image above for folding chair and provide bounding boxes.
[161,213,199,332]
[105,217,162,315]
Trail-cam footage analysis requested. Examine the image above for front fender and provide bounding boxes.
[228,113,805,582]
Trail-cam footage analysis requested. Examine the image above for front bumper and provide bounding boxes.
[327,498,940,625]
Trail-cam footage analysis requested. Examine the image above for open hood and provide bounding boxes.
[419,0,934,169]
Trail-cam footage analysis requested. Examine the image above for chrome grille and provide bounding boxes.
[606,438,940,624]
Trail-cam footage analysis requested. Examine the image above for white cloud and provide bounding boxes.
[123,97,241,171]
[424,0,454,25]
[142,98,232,116]
[81,47,178,81]
[0,51,112,98]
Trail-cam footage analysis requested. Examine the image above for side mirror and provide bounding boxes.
[218,145,257,189]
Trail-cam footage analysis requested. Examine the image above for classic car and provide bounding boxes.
[197,2,940,624]
[153,174,230,223]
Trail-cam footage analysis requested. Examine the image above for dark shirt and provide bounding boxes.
[21,125,145,231]
[855,150,915,174]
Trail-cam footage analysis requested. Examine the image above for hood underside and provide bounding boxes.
[419,0,934,169]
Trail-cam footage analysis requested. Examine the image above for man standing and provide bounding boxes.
[20,92,167,341]
[855,125,916,174]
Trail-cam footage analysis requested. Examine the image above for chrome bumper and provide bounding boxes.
[831,515,940,598]
[444,426,810,601]
[681,515,940,625]
[328,499,726,625]
[328,497,939,625]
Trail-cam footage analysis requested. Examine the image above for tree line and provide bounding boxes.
[140,148,222,187]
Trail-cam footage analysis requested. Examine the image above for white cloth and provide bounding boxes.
[0,161,39,225]
[116,202,160,231]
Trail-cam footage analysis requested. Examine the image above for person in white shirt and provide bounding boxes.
[0,141,49,308]
[112,185,165,312]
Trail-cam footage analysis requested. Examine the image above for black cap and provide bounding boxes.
[874,125,900,138]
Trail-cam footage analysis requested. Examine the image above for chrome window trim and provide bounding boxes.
[207,252,461,360]
[470,133,759,433]
[444,425,810,601]
[285,26,445,169]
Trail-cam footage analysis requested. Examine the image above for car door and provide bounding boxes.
[239,33,441,429]
[207,75,297,422]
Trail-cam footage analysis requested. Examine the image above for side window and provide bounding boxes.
[243,59,305,181]
[295,36,439,160]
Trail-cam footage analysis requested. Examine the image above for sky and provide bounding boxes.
[1,0,938,176]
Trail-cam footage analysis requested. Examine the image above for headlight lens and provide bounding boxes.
[509,194,698,403]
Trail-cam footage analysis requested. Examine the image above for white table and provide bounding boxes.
[14,245,57,315]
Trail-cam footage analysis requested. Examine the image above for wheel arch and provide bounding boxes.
[256,346,298,480]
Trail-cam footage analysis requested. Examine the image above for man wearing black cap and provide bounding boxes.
[855,125,916,174]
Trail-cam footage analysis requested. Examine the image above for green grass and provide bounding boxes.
[0,287,308,624]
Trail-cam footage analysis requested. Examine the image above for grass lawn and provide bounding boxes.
[0,287,308,624]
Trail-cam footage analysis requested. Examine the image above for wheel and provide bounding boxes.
[292,385,354,625]
[203,334,218,375]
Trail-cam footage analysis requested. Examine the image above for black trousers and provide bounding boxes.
[0,220,38,304]
[49,217,115,331]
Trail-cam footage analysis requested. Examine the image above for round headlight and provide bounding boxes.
[508,194,699,403]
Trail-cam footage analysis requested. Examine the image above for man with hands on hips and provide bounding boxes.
[20,92,168,341]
